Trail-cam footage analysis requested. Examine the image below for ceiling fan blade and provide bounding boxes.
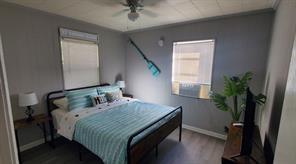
[112,9,130,17]
[139,0,165,6]
[137,1,144,8]
[139,9,158,18]
[119,1,129,7]
[91,0,127,6]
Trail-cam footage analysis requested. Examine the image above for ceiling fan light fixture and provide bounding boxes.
[128,12,139,21]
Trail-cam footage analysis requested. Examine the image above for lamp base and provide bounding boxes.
[26,115,34,122]
[120,88,125,94]
[25,106,34,122]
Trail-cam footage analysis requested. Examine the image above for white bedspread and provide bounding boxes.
[57,98,137,140]
[51,108,67,129]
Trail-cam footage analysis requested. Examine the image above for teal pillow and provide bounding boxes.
[97,85,120,94]
[65,88,98,111]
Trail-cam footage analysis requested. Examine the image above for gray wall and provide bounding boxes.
[260,0,296,163]
[0,2,126,146]
[125,11,273,135]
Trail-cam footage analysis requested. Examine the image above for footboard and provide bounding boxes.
[127,106,182,164]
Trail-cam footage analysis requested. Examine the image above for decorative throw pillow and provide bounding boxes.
[97,85,120,95]
[53,97,68,111]
[91,94,107,106]
[106,90,123,102]
[65,88,98,111]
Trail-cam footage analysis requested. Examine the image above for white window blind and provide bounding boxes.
[61,38,99,89]
[172,40,215,99]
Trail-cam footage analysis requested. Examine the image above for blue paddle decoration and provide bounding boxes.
[129,38,161,77]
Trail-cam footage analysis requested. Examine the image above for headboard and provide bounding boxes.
[46,83,110,117]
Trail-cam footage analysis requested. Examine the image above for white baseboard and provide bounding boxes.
[20,135,59,152]
[20,136,49,152]
[20,125,226,152]
[182,124,227,140]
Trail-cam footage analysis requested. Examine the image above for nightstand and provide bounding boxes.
[123,93,133,98]
[14,114,52,164]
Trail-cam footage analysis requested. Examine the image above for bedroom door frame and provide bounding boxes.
[0,34,19,164]
[273,30,296,164]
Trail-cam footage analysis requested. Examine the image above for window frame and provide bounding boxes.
[58,28,100,90]
[171,38,216,99]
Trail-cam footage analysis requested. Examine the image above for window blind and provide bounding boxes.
[172,40,215,99]
[61,38,99,89]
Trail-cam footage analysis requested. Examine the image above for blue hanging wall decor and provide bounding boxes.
[129,38,161,77]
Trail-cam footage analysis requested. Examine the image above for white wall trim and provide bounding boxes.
[20,125,227,152]
[271,0,281,9]
[0,34,19,164]
[20,136,54,152]
[20,138,46,152]
[182,124,227,140]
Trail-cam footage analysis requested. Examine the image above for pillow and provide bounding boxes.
[65,88,98,111]
[106,90,123,102]
[97,85,120,95]
[53,97,68,111]
[91,94,107,106]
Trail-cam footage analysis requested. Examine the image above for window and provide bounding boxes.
[172,40,215,99]
[59,28,99,89]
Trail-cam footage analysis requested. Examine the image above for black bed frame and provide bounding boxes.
[46,84,182,164]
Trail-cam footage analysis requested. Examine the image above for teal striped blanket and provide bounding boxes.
[73,100,176,164]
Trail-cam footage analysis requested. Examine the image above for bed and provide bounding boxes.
[46,84,182,164]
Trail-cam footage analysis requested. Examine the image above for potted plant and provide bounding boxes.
[210,72,266,125]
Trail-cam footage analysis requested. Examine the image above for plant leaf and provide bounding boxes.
[210,92,229,111]
[254,93,266,105]
[241,72,253,83]
[238,72,253,94]
[237,109,243,121]
[223,76,236,97]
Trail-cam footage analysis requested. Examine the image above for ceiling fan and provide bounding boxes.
[112,0,159,22]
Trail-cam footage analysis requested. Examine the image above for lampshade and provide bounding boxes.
[117,81,125,88]
[18,92,38,107]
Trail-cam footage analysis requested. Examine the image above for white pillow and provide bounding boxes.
[106,90,123,102]
[53,97,68,111]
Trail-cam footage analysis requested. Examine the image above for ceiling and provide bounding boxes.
[4,0,275,32]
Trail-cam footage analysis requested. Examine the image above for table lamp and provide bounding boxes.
[117,81,125,91]
[18,92,38,122]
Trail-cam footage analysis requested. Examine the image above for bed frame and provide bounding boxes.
[46,84,182,164]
